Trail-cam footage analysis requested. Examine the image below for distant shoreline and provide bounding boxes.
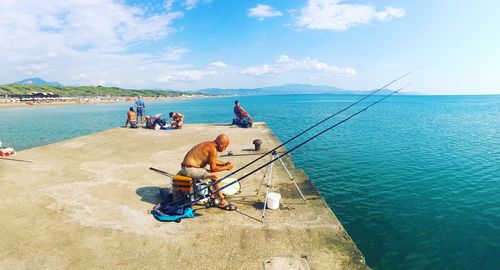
[0,94,212,109]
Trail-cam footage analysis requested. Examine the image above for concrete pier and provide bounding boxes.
[0,123,368,269]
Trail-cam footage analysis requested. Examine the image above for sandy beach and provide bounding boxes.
[0,94,212,109]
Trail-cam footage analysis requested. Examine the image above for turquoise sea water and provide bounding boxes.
[1,95,499,269]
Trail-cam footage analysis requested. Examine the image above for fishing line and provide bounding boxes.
[252,113,287,120]
[165,85,409,214]
[162,70,416,208]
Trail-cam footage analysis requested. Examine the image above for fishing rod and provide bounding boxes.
[164,86,408,214]
[220,151,287,157]
[150,167,175,177]
[162,70,415,208]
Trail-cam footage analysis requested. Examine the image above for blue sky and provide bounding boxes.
[0,0,498,95]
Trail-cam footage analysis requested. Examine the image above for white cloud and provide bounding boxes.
[46,52,58,58]
[164,0,175,12]
[248,4,283,21]
[240,55,356,77]
[156,70,216,83]
[15,63,49,72]
[276,55,292,63]
[376,7,406,21]
[77,73,88,79]
[183,0,212,10]
[209,61,227,68]
[184,0,199,10]
[296,0,405,31]
[161,47,190,61]
[240,65,277,76]
[0,0,187,87]
[0,1,183,53]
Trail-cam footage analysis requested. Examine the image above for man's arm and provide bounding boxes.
[208,148,233,172]
[216,160,232,167]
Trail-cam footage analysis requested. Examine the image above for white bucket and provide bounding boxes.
[266,192,281,210]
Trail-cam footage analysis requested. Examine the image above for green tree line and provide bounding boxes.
[0,84,203,97]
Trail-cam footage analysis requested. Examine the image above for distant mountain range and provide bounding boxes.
[13,77,63,86]
[8,78,422,95]
[198,84,422,95]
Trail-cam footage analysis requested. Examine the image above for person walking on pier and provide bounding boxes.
[180,134,237,211]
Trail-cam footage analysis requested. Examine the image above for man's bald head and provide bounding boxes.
[215,134,230,152]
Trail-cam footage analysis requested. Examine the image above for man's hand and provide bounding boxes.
[225,161,234,171]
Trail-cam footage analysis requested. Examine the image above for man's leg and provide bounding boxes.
[181,167,236,210]
[205,172,224,200]
[205,172,237,210]
[139,110,145,124]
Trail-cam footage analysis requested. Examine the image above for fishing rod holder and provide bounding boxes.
[256,150,307,222]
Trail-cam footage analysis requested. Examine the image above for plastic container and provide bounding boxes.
[266,192,281,210]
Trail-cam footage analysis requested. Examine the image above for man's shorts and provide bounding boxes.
[181,165,207,179]
[136,108,144,117]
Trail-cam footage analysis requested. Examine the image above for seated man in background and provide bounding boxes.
[233,100,254,128]
[180,134,237,211]
[124,107,137,128]
[169,112,184,129]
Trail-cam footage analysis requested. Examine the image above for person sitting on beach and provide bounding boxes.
[124,107,138,128]
[135,96,146,124]
[180,134,237,211]
[169,112,184,129]
[233,100,254,128]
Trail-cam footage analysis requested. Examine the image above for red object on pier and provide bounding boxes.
[0,148,16,157]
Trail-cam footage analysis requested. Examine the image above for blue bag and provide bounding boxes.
[151,188,195,223]
[152,205,194,222]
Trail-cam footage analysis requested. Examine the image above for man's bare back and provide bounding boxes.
[182,135,233,171]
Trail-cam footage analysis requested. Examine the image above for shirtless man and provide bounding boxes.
[124,107,137,128]
[169,112,184,129]
[181,134,237,211]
